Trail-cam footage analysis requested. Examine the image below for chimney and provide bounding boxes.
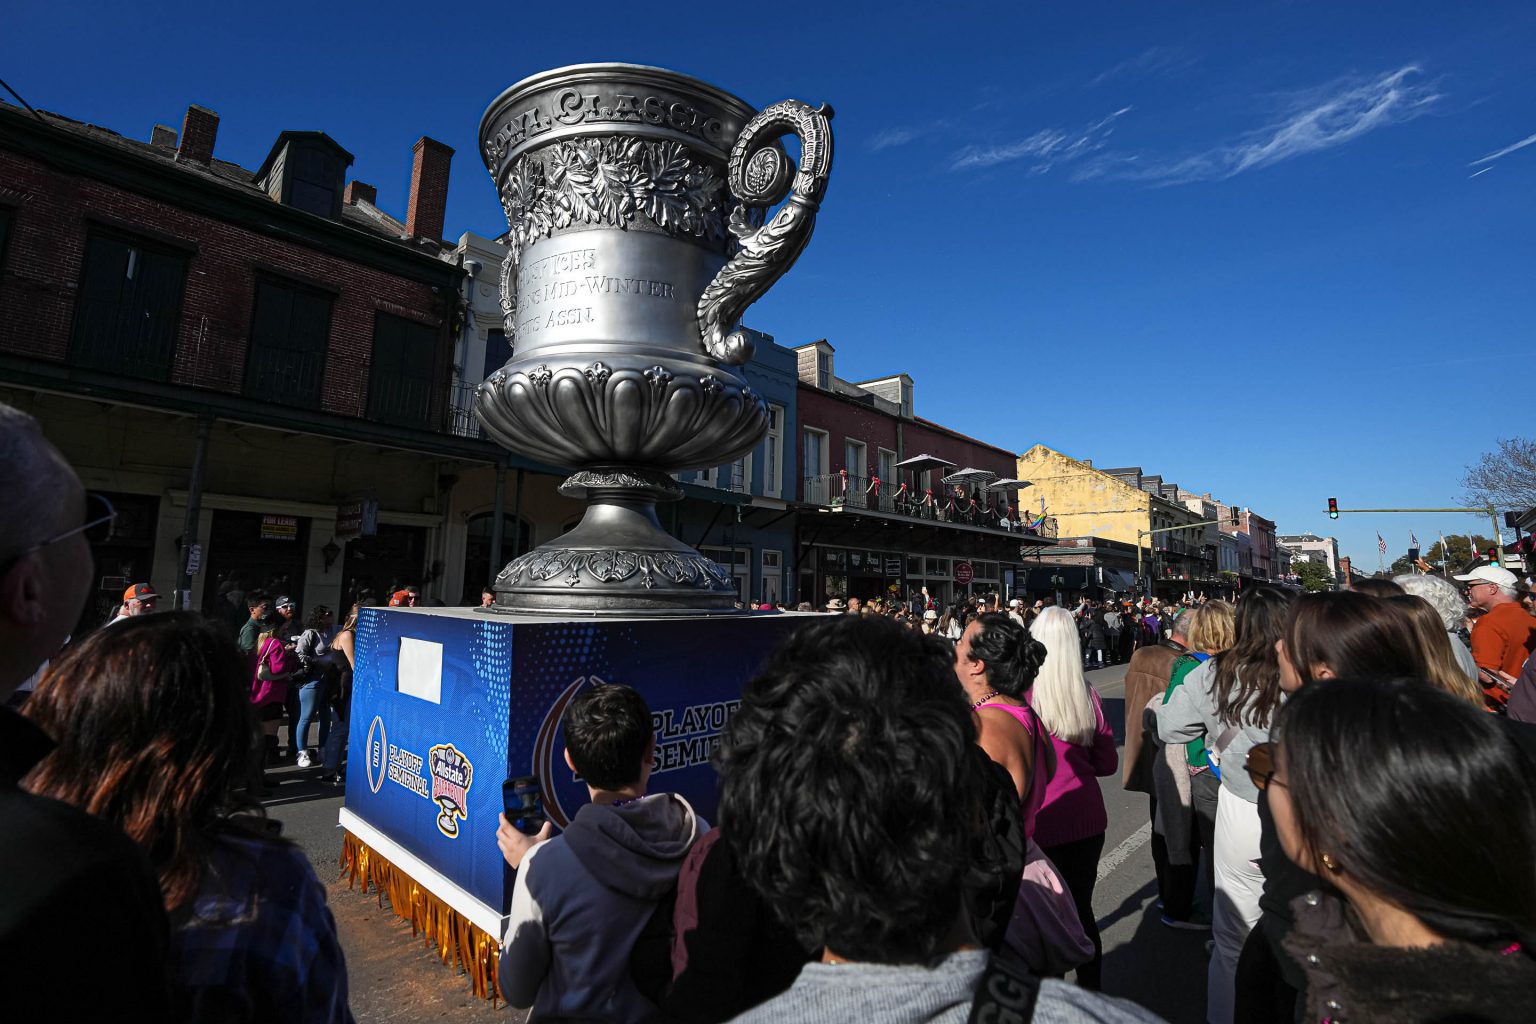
[150,124,178,149]
[344,180,377,206]
[176,105,219,165]
[405,137,453,241]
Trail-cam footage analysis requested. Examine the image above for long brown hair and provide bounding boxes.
[23,612,264,912]
[1387,596,1485,707]
[1283,590,1426,686]
[1212,587,1294,728]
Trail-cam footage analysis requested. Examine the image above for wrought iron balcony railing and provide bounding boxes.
[801,472,1057,538]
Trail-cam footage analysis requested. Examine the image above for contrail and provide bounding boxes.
[1470,130,1536,166]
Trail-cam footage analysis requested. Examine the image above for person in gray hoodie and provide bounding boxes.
[496,683,703,1023]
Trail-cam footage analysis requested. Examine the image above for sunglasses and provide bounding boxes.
[0,493,118,578]
[1246,741,1287,792]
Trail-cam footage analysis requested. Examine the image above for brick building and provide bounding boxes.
[791,341,1055,607]
[0,98,513,624]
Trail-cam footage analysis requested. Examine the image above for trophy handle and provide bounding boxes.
[697,100,834,366]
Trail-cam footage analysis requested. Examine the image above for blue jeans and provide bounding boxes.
[294,678,332,757]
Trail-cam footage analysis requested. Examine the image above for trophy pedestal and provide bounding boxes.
[490,468,739,615]
[338,605,808,997]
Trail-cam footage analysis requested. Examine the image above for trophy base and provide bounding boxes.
[488,468,741,616]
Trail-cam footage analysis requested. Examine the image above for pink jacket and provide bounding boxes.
[1026,688,1118,848]
[249,637,292,707]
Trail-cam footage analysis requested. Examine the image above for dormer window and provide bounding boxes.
[291,145,342,218]
[254,132,355,221]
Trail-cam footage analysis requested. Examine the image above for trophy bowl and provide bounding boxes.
[476,63,833,614]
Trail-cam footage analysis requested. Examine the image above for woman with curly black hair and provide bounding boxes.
[1259,676,1536,1022]
[953,613,1049,816]
[718,615,1159,1023]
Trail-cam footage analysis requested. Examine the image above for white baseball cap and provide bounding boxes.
[1452,565,1518,589]
[923,609,938,621]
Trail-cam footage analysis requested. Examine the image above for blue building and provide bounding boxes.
[674,328,798,606]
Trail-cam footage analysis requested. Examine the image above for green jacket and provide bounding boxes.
[1162,652,1211,768]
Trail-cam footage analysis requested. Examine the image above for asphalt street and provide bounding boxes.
[270,660,1207,1024]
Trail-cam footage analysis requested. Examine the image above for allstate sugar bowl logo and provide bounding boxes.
[369,722,475,841]
[427,743,475,839]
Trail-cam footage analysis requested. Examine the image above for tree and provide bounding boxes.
[1463,437,1536,511]
[1293,560,1334,593]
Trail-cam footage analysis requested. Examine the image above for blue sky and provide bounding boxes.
[7,1,1534,567]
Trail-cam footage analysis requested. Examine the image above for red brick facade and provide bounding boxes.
[0,131,452,425]
[794,382,1015,495]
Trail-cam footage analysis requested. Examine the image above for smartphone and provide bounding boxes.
[503,775,545,835]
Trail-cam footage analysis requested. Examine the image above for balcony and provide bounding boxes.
[70,297,178,382]
[367,372,437,431]
[802,473,1057,538]
[448,380,483,439]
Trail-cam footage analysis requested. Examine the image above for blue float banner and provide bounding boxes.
[343,606,804,916]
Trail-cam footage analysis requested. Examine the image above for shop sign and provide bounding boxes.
[954,561,975,585]
[260,515,299,541]
[335,499,379,539]
[884,557,902,577]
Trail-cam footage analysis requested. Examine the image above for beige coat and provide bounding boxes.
[1121,640,1185,793]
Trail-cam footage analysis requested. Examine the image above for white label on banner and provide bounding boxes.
[397,637,443,704]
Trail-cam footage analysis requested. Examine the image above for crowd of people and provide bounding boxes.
[6,394,1536,1023]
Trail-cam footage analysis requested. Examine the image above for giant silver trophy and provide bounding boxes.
[476,64,833,614]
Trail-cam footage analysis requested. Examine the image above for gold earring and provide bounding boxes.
[1321,853,1340,872]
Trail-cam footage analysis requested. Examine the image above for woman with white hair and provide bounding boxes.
[1026,606,1118,988]
[1393,573,1478,682]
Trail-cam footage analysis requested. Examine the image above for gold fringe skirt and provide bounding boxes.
[339,831,502,1002]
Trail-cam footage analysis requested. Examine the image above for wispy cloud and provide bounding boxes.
[951,107,1132,173]
[869,127,918,152]
[1077,65,1440,186]
[1087,46,1195,89]
[1469,130,1536,167]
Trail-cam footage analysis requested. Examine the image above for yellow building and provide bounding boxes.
[1017,444,1209,591]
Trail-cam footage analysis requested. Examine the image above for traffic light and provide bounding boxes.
[1229,505,1240,526]
[1327,497,1339,520]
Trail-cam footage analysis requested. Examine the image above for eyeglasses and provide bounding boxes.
[0,493,117,578]
[1245,742,1287,792]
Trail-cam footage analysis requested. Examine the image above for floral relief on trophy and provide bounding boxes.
[502,137,729,255]
[495,548,734,593]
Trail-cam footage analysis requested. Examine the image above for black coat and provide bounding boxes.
[0,707,173,1020]
[1283,888,1536,1023]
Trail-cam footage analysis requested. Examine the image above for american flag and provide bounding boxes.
[1378,532,1388,555]
[1410,531,1419,548]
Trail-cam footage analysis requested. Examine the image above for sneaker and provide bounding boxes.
[296,750,312,769]
[1161,915,1211,931]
